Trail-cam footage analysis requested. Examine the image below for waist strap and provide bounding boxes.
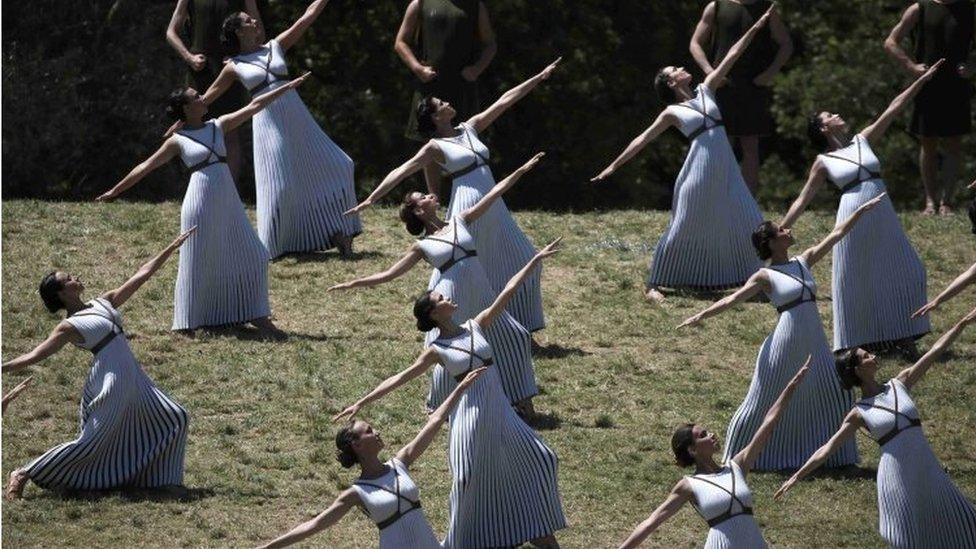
[876,420,922,447]
[687,120,724,141]
[706,507,753,528]
[91,330,121,355]
[186,158,226,174]
[438,251,477,273]
[840,172,881,193]
[447,160,484,180]
[251,73,289,97]
[453,358,493,382]
[376,500,422,530]
[776,295,816,314]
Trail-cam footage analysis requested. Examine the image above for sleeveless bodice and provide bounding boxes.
[686,461,755,528]
[417,217,478,272]
[232,39,289,96]
[65,298,125,355]
[434,123,490,177]
[418,0,479,72]
[670,85,725,140]
[819,134,882,192]
[188,0,245,56]
[915,0,974,67]
[175,119,228,174]
[430,319,494,380]
[710,0,775,79]
[351,459,424,530]
[856,378,923,447]
[764,257,817,313]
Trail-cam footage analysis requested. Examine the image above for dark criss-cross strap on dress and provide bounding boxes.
[177,122,227,174]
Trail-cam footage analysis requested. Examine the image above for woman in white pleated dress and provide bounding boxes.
[619,358,812,548]
[330,154,546,413]
[779,63,946,353]
[346,58,562,333]
[677,195,885,470]
[591,8,772,303]
[3,229,194,499]
[98,78,305,333]
[258,369,487,548]
[203,0,360,259]
[776,308,976,548]
[334,241,565,549]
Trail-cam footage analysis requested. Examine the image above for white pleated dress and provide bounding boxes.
[231,39,361,258]
[350,458,443,549]
[856,379,976,548]
[24,298,189,490]
[432,320,565,548]
[820,134,929,350]
[723,257,858,470]
[172,119,271,330]
[419,217,537,410]
[647,84,763,291]
[433,123,544,332]
[686,461,768,549]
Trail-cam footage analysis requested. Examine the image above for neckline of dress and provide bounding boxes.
[358,462,395,482]
[694,464,730,477]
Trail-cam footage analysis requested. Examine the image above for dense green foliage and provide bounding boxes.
[2,1,973,209]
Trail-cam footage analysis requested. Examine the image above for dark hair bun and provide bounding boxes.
[751,221,776,261]
[415,96,438,138]
[654,67,678,105]
[334,424,359,469]
[39,271,66,313]
[413,290,437,332]
[220,12,244,54]
[807,113,829,151]
[165,89,190,122]
[671,423,696,467]
[399,194,426,236]
[833,349,862,390]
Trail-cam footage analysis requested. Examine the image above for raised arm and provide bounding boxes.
[800,193,885,267]
[257,488,359,549]
[219,73,310,133]
[395,367,487,467]
[461,152,544,224]
[884,4,925,76]
[96,138,181,201]
[618,480,693,549]
[913,262,976,318]
[677,271,768,328]
[345,143,442,215]
[733,357,811,472]
[2,376,33,413]
[460,2,496,83]
[466,57,561,134]
[393,0,437,83]
[774,409,863,500]
[704,4,773,91]
[590,110,679,183]
[896,307,976,390]
[689,2,717,75]
[276,0,330,51]
[778,158,828,229]
[752,7,794,86]
[200,63,239,107]
[332,348,440,423]
[860,59,944,145]
[328,248,423,291]
[100,227,197,309]
[474,238,560,329]
[166,0,205,71]
[2,323,82,374]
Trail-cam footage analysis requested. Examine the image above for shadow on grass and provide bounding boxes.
[43,486,216,503]
[189,326,343,343]
[770,464,877,482]
[526,411,562,431]
[532,343,590,359]
[277,250,384,264]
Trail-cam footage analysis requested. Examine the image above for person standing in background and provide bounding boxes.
[690,0,793,192]
[885,0,974,216]
[395,0,497,141]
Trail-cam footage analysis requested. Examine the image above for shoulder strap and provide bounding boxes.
[690,470,749,513]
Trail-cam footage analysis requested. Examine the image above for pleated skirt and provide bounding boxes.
[25,341,189,490]
[832,181,930,350]
[444,367,565,548]
[446,166,544,332]
[378,512,443,549]
[252,88,362,259]
[647,130,762,290]
[704,515,768,549]
[173,164,271,330]
[723,303,858,470]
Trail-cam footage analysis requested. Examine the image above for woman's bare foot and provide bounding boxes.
[922,202,937,215]
[251,317,288,340]
[333,233,354,260]
[939,203,953,216]
[644,287,665,304]
[5,469,29,500]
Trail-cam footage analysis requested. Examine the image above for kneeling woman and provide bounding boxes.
[776,309,976,548]
[3,229,195,499]
[258,368,487,548]
[619,358,811,548]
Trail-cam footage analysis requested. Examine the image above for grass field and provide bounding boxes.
[2,200,974,548]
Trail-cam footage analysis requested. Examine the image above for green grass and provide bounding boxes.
[3,200,974,548]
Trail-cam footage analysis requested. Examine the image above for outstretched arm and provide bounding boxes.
[590,110,679,183]
[733,357,811,472]
[2,376,33,413]
[466,57,561,134]
[474,238,560,330]
[704,4,773,90]
[257,488,359,548]
[689,2,717,75]
[328,248,423,292]
[897,307,976,390]
[332,348,440,422]
[276,0,330,51]
[860,59,944,145]
[201,63,239,107]
[96,138,181,201]
[884,4,925,76]
[618,480,693,548]
[2,323,82,374]
[774,409,863,500]
[345,143,442,215]
[913,262,976,318]
[800,193,885,266]
[101,227,197,309]
[395,367,487,467]
[779,159,828,229]
[166,0,205,71]
[219,72,310,132]
[461,152,544,224]
[677,271,768,328]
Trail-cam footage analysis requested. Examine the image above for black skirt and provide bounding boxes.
[911,72,974,137]
[714,77,774,137]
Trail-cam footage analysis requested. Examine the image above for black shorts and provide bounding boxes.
[715,78,774,137]
[911,73,974,137]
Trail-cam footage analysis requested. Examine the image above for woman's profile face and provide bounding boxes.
[411,192,439,216]
[351,420,384,457]
[55,272,84,298]
[428,291,458,321]
[431,98,457,124]
[182,88,208,119]
[689,424,719,459]
[818,111,847,135]
[235,13,260,42]
[664,66,693,88]
[853,348,878,382]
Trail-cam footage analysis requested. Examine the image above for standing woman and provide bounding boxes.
[334,241,566,549]
[618,359,811,548]
[97,76,309,332]
[257,368,487,548]
[775,309,976,548]
[591,8,771,302]
[678,195,886,470]
[395,0,497,141]
[3,229,194,500]
[780,63,944,353]
[201,0,361,259]
[330,154,546,413]
[165,0,263,183]
[346,58,562,332]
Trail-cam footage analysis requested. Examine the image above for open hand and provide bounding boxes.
[457,366,489,390]
[344,199,372,216]
[171,225,198,249]
[920,58,945,82]
[520,152,546,172]
[858,192,886,212]
[968,179,975,190]
[95,189,118,202]
[539,57,562,80]
[590,166,614,184]
[677,313,703,329]
[328,281,354,292]
[536,237,562,259]
[332,402,361,423]
[912,299,940,319]
[2,376,33,413]
[787,356,812,387]
[773,476,798,500]
[288,71,312,89]
[756,3,775,28]
[960,306,976,327]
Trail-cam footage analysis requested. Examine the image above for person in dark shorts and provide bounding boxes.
[885,0,974,215]
[690,0,793,192]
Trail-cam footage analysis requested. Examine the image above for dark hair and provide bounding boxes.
[654,67,677,104]
[967,198,976,235]
[165,88,192,122]
[39,271,66,313]
[412,290,438,332]
[671,423,696,467]
[751,220,778,261]
[335,422,360,469]
[807,113,829,151]
[415,96,438,138]
[833,349,862,390]
[399,193,426,236]
[220,12,245,55]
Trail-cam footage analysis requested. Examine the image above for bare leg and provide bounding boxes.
[738,135,761,192]
[919,137,940,214]
[5,469,29,500]
[940,136,962,214]
[224,127,243,184]
[644,287,665,304]
[529,534,560,548]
